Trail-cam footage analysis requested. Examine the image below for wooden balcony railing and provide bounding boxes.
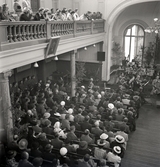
[0,19,105,49]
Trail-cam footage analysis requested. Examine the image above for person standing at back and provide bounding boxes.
[13,0,22,19]
[22,0,32,13]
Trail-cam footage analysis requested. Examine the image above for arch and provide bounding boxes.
[105,0,160,80]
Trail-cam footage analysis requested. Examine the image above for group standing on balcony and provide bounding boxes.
[0,0,102,22]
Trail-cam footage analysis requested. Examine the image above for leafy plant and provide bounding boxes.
[143,42,155,67]
[76,62,86,85]
[112,42,124,65]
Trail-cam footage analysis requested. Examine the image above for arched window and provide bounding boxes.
[124,25,145,62]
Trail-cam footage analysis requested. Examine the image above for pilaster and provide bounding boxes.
[0,70,13,143]
[70,50,77,97]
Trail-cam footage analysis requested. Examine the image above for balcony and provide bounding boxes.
[0,20,105,72]
[0,20,105,51]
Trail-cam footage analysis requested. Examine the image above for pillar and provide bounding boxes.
[0,70,13,143]
[70,50,76,97]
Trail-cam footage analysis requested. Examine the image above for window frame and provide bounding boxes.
[123,24,145,62]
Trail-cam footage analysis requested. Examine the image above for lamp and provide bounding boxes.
[34,62,39,68]
[84,47,87,50]
[93,44,96,47]
[145,18,160,34]
[54,56,58,61]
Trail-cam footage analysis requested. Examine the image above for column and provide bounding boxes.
[70,50,77,97]
[0,70,13,143]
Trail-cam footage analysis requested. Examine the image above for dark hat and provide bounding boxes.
[39,133,46,140]
[79,141,88,149]
[7,150,17,159]
[45,144,53,152]
[32,157,43,167]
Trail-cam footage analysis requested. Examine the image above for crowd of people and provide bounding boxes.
[0,57,153,167]
[0,0,102,22]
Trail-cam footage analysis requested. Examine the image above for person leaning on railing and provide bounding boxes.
[0,3,16,21]
[19,7,32,21]
[34,7,45,21]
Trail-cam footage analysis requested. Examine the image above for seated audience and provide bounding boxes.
[107,146,121,167]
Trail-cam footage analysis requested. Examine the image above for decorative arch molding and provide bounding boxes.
[117,19,149,37]
[107,0,160,24]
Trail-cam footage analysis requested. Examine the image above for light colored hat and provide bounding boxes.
[81,85,85,89]
[100,133,108,140]
[81,94,86,98]
[60,101,65,106]
[43,112,51,119]
[18,139,28,150]
[94,121,99,126]
[97,139,106,146]
[101,91,105,95]
[97,94,102,99]
[46,83,50,87]
[60,147,68,156]
[113,146,121,154]
[54,112,61,117]
[115,135,125,144]
[108,103,114,109]
[27,110,33,115]
[66,108,73,114]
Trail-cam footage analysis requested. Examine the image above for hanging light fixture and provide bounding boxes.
[84,47,87,50]
[93,44,96,47]
[34,62,39,68]
[54,56,58,61]
[145,18,160,34]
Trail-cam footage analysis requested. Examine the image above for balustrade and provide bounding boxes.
[0,19,105,49]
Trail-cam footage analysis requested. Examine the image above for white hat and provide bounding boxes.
[46,83,50,87]
[60,147,68,156]
[43,112,51,119]
[27,110,33,115]
[113,146,121,154]
[66,108,73,114]
[54,112,61,117]
[97,94,102,99]
[81,85,85,89]
[108,103,114,109]
[100,133,108,140]
[101,91,105,95]
[115,135,125,144]
[94,121,99,126]
[60,101,65,106]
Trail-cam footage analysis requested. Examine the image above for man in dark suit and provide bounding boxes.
[91,121,103,138]
[34,7,44,21]
[80,116,92,131]
[51,133,64,149]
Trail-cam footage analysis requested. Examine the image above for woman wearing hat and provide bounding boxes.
[54,121,67,139]
[107,146,121,167]
[13,0,22,18]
